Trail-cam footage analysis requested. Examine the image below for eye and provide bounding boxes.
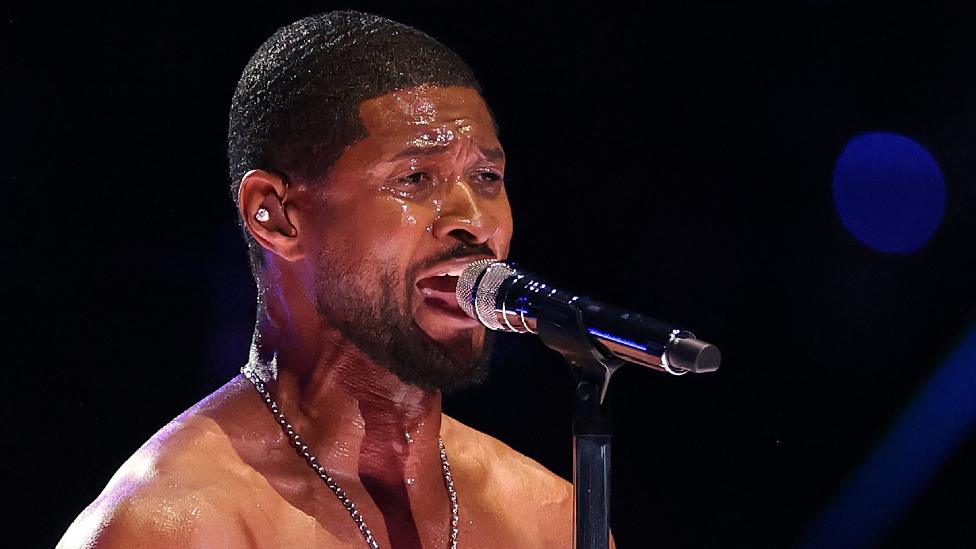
[399,171,432,186]
[471,170,504,184]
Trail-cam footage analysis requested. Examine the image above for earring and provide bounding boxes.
[255,208,270,222]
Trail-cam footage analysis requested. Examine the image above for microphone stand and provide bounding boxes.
[535,297,626,549]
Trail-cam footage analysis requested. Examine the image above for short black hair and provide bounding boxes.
[228,11,483,273]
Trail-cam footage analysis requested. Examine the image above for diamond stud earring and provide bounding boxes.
[255,208,270,222]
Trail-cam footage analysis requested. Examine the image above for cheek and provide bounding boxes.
[388,194,457,233]
[373,195,440,231]
[384,196,426,230]
[346,196,440,261]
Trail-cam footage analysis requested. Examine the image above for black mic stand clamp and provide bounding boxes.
[534,297,626,549]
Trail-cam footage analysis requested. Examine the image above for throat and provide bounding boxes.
[355,394,448,549]
[358,420,424,549]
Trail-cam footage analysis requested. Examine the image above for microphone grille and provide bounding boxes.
[456,259,516,330]
[456,259,496,320]
[475,261,516,330]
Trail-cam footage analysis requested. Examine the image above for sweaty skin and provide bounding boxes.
[58,87,594,548]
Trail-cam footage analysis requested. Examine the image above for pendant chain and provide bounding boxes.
[243,370,459,549]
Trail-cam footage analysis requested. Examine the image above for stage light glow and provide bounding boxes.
[798,324,976,549]
[833,132,946,253]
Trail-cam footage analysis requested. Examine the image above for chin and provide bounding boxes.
[391,327,494,394]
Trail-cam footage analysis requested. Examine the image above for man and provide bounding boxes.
[59,11,582,549]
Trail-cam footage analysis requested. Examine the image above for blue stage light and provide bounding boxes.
[799,325,976,549]
[833,132,946,253]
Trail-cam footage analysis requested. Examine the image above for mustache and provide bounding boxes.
[413,242,497,279]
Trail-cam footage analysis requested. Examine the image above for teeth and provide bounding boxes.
[425,264,478,279]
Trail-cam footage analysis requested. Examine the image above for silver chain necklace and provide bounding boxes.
[243,369,460,549]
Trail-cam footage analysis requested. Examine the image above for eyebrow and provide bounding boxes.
[391,145,506,162]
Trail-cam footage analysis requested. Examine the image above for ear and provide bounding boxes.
[238,169,304,262]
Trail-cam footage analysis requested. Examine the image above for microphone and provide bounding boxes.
[456,259,721,375]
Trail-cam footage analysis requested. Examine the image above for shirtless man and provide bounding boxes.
[58,11,582,549]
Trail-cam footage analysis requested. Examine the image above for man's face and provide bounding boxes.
[294,85,513,392]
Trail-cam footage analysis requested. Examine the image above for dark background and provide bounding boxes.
[5,1,975,548]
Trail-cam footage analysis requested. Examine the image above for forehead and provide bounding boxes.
[356,86,499,150]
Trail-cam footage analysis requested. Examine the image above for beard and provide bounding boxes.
[313,251,494,393]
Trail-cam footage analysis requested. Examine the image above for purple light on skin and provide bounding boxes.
[833,132,946,254]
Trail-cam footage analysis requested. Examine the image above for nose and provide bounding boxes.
[431,177,500,247]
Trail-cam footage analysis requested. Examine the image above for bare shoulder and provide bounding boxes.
[441,415,573,546]
[442,415,571,498]
[58,380,260,548]
[441,416,620,549]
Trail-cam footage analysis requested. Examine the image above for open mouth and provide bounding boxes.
[416,272,461,296]
[416,274,467,317]
[414,265,481,326]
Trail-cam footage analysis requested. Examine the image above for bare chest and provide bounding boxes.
[238,483,550,549]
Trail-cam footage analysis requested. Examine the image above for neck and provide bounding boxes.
[248,289,445,486]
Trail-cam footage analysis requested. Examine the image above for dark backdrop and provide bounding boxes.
[5,2,975,548]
